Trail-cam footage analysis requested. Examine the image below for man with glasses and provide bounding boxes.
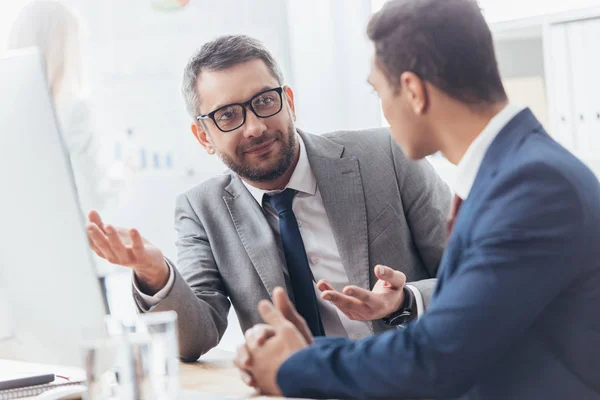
[86,35,451,361]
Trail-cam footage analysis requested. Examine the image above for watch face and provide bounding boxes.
[383,287,414,326]
[384,310,411,326]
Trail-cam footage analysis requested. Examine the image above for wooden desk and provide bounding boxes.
[179,348,255,397]
[1,348,259,399]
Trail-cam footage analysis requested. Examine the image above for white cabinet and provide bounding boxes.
[586,20,600,157]
[546,17,600,162]
[546,24,576,151]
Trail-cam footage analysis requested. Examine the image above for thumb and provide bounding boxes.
[375,265,406,288]
[258,299,287,328]
[273,287,314,344]
[273,287,297,322]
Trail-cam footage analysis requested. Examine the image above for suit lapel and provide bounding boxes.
[301,131,371,293]
[465,108,542,210]
[441,108,543,285]
[223,176,287,298]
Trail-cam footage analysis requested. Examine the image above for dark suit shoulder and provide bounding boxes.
[474,135,599,241]
[519,131,599,188]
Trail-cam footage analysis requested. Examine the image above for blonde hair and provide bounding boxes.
[7,0,85,104]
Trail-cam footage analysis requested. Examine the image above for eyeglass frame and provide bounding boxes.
[196,86,285,133]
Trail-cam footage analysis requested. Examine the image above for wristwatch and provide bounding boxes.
[382,287,415,326]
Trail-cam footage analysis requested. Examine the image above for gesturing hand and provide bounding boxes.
[86,210,169,294]
[317,265,406,321]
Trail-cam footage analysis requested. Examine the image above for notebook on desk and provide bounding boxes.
[0,387,240,400]
[0,380,85,400]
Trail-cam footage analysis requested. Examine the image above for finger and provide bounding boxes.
[316,280,336,292]
[244,324,275,350]
[240,370,256,387]
[233,350,258,388]
[375,265,406,288]
[343,286,373,303]
[89,241,106,259]
[129,228,146,260]
[258,299,288,329]
[273,287,313,344]
[87,224,117,262]
[252,324,276,346]
[105,225,131,262]
[321,290,363,310]
[86,228,103,255]
[234,344,252,369]
[87,210,106,233]
[86,223,103,250]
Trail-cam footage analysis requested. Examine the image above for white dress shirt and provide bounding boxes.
[454,104,525,199]
[136,135,373,339]
[239,136,373,339]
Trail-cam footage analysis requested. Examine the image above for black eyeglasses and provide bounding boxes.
[197,87,284,133]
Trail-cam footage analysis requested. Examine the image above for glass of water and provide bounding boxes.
[116,311,180,400]
[80,326,119,400]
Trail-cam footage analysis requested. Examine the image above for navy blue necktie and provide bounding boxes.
[265,189,325,336]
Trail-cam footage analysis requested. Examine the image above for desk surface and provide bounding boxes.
[0,348,258,399]
[180,348,255,397]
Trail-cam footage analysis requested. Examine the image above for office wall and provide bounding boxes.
[495,38,545,79]
[285,0,381,134]
[481,0,600,21]
[494,37,550,131]
[69,0,381,260]
[69,0,293,259]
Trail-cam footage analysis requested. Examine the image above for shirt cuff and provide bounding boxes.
[132,261,175,309]
[405,284,424,318]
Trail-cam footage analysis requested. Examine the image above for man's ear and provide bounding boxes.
[400,71,429,115]
[283,86,296,121]
[191,121,215,155]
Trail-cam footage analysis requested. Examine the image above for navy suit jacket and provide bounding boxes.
[277,109,600,399]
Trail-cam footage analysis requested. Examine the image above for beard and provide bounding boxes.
[215,121,297,183]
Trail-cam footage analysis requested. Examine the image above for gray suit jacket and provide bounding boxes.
[133,128,451,361]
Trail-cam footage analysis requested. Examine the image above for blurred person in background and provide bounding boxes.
[8,0,124,214]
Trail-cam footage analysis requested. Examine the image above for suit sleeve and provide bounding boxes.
[132,193,230,361]
[132,261,176,308]
[277,163,586,399]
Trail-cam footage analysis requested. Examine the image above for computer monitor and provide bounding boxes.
[0,48,108,367]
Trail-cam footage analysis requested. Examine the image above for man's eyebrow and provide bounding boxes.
[209,85,276,113]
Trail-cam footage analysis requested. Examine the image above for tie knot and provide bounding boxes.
[265,189,296,214]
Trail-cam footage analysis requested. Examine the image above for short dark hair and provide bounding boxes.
[182,35,285,117]
[367,0,507,106]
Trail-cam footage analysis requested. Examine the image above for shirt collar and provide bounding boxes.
[454,104,525,200]
[241,134,317,206]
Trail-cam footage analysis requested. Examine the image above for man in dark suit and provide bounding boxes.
[235,0,600,398]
